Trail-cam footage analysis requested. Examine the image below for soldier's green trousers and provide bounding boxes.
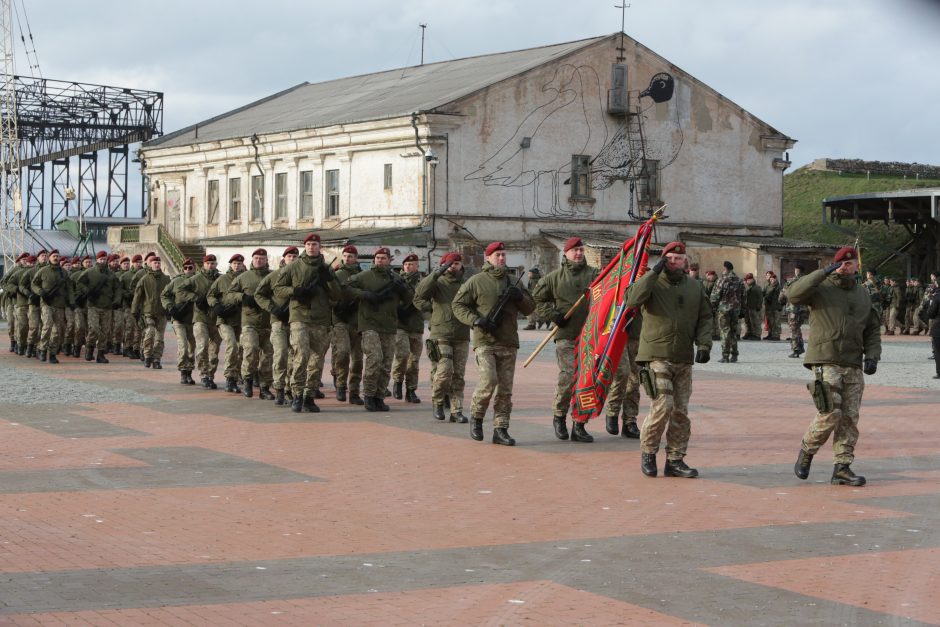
[431,339,469,411]
[764,309,781,339]
[607,335,640,423]
[86,307,112,352]
[27,303,41,345]
[552,338,577,418]
[111,309,125,347]
[171,320,196,372]
[289,322,330,397]
[39,304,66,353]
[787,310,806,353]
[640,360,693,461]
[745,308,762,339]
[801,365,864,465]
[73,308,87,350]
[63,308,74,347]
[717,306,740,358]
[360,329,395,398]
[219,324,242,380]
[15,305,28,348]
[193,321,222,381]
[470,345,517,429]
[241,325,273,387]
[5,302,15,343]
[122,307,138,350]
[269,319,290,392]
[142,314,167,361]
[391,329,423,390]
[331,321,362,394]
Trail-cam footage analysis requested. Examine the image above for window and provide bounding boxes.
[637,159,660,204]
[228,178,241,222]
[325,169,339,217]
[188,196,196,222]
[207,180,219,224]
[250,175,264,221]
[299,170,313,219]
[383,163,393,190]
[275,173,287,220]
[570,154,592,199]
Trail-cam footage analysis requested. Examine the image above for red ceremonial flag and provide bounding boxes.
[569,214,659,422]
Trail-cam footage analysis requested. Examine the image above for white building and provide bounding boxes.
[138,32,795,272]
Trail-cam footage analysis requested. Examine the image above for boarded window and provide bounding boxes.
[275,173,287,220]
[571,155,592,199]
[228,178,241,222]
[326,169,339,217]
[250,175,264,221]
[299,171,313,218]
[207,180,219,224]
[383,163,393,190]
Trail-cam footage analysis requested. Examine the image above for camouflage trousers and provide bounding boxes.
[744,308,762,338]
[15,305,29,348]
[801,365,864,465]
[765,309,782,339]
[552,339,578,418]
[360,329,395,398]
[886,306,902,334]
[241,326,273,387]
[5,302,15,341]
[39,304,66,353]
[640,360,693,460]
[63,308,74,346]
[331,321,362,394]
[470,345,518,429]
[171,321,196,372]
[391,329,423,390]
[717,307,740,358]
[904,308,915,333]
[607,337,640,423]
[121,307,136,348]
[27,303,41,344]
[787,310,806,353]
[219,324,242,380]
[289,322,330,396]
[711,310,720,340]
[430,339,469,411]
[86,307,112,352]
[269,320,291,391]
[73,308,87,349]
[193,321,221,380]
[142,314,167,361]
[111,309,125,347]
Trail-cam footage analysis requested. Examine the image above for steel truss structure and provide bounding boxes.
[7,75,163,229]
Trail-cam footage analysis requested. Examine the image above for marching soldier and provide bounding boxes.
[344,246,413,412]
[208,254,245,393]
[254,246,298,405]
[742,273,763,340]
[523,268,543,330]
[60,256,75,357]
[76,250,118,363]
[863,269,883,324]
[702,269,719,341]
[330,245,364,405]
[452,241,535,446]
[533,236,599,442]
[19,249,46,358]
[31,249,74,363]
[624,241,713,478]
[132,255,171,368]
[121,254,144,357]
[710,261,745,363]
[391,253,425,403]
[886,277,905,335]
[2,252,28,353]
[605,306,644,439]
[782,265,809,358]
[227,248,274,400]
[908,278,927,335]
[414,251,470,423]
[110,256,128,355]
[184,254,223,389]
[273,234,340,412]
[161,258,198,385]
[762,271,782,341]
[70,255,93,358]
[13,254,35,356]
[791,247,881,486]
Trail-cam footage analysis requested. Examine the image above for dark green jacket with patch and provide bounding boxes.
[254,266,291,325]
[332,262,361,327]
[345,265,413,334]
[226,266,272,329]
[31,263,74,309]
[131,269,171,318]
[76,263,118,309]
[272,253,339,327]
[414,267,469,342]
[396,270,425,334]
[452,263,534,349]
[207,269,243,327]
[161,274,195,325]
[532,259,598,341]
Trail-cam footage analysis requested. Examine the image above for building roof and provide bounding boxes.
[823,187,940,225]
[680,232,841,252]
[146,35,611,150]
[199,225,428,248]
[1,228,109,259]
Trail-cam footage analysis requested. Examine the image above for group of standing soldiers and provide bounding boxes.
[862,270,938,337]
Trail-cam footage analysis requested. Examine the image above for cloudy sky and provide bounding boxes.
[16,0,940,170]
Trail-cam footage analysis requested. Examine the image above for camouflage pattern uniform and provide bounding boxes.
[331,262,363,399]
[19,260,44,351]
[782,275,809,356]
[253,263,292,395]
[110,264,127,352]
[32,259,73,357]
[70,261,91,356]
[185,264,223,385]
[762,278,782,340]
[77,259,118,359]
[132,267,171,363]
[227,264,273,390]
[710,268,745,361]
[863,276,883,327]
[743,279,763,340]
[13,260,33,354]
[390,269,425,397]
[161,273,196,375]
[702,274,719,340]
[606,309,643,435]
[886,279,905,335]
[208,267,244,383]
[524,269,543,329]
[2,260,24,350]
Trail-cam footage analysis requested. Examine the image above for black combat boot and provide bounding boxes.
[470,419,484,441]
[145,357,152,368]
[664,458,699,478]
[180,372,189,385]
[72,345,82,358]
[274,389,286,406]
[384,388,392,398]
[405,388,421,403]
[730,354,738,363]
[789,351,800,358]
[225,377,238,393]
[571,421,594,443]
[201,377,211,388]
[348,392,364,406]
[451,411,468,424]
[26,343,35,358]
[393,381,403,399]
[291,395,303,412]
[17,343,25,356]
[831,464,866,486]
[38,349,47,362]
[794,450,813,480]
[151,361,162,369]
[374,395,390,412]
[186,371,196,385]
[606,414,619,435]
[313,387,325,399]
[48,352,59,364]
[553,415,569,440]
[8,341,15,353]
[336,387,347,402]
[259,386,274,400]
[719,355,730,363]
[363,395,377,412]
[433,404,446,421]
[302,394,320,413]
[207,379,218,389]
[62,343,71,356]
[492,428,516,446]
[243,377,254,398]
[641,453,658,477]
[96,350,109,364]
[621,420,640,439]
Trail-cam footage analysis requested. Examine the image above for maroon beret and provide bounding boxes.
[283,246,299,257]
[81,255,91,262]
[744,273,754,280]
[203,254,216,263]
[303,233,320,244]
[251,248,267,257]
[132,254,143,262]
[15,252,28,262]
[374,247,391,257]
[71,256,80,264]
[834,246,857,262]
[144,251,156,260]
[228,254,244,263]
[48,248,59,256]
[182,257,195,268]
[440,252,462,266]
[705,270,717,277]
[61,258,71,265]
[402,253,419,263]
[95,250,108,259]
[107,254,120,262]
[342,245,358,255]
[563,236,583,252]
[37,249,48,256]
[26,255,36,263]
[120,256,130,263]
[150,256,161,263]
[485,241,505,256]
[661,241,686,256]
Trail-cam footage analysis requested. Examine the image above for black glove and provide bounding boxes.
[211,302,224,317]
[863,358,877,375]
[473,317,497,333]
[242,293,256,308]
[506,286,523,303]
[439,259,456,273]
[272,303,290,323]
[824,262,842,275]
[196,295,209,310]
[77,297,87,308]
[694,348,710,364]
[361,291,381,304]
[29,293,40,304]
[653,257,667,274]
[38,288,49,299]
[553,313,568,328]
[112,302,121,310]
[318,264,334,282]
[293,283,316,300]
[393,279,409,296]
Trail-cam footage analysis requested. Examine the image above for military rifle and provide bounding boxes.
[482,273,525,329]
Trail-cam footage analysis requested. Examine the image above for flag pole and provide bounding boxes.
[523,294,586,368]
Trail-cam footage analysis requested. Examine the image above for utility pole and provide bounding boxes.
[420,23,427,65]
[0,0,24,267]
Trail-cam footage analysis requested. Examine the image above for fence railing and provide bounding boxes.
[120,226,140,243]
[157,225,184,269]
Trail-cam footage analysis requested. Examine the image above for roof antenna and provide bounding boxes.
[615,2,630,62]
[420,23,427,65]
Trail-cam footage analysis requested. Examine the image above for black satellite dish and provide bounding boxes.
[639,73,674,103]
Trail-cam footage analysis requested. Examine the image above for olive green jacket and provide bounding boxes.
[624,268,713,364]
[31,263,74,308]
[396,270,425,333]
[786,269,882,368]
[763,282,782,311]
[208,269,243,327]
[452,263,534,348]
[332,263,361,327]
[272,252,339,327]
[76,263,118,309]
[414,267,469,342]
[131,269,171,318]
[120,267,140,308]
[745,282,763,311]
[532,259,598,341]
[19,264,43,306]
[180,267,221,325]
[2,265,24,307]
[226,265,272,329]
[345,265,413,334]
[161,274,195,324]
[254,266,291,325]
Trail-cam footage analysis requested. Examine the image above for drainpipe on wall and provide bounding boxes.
[412,112,436,272]
[250,134,268,231]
